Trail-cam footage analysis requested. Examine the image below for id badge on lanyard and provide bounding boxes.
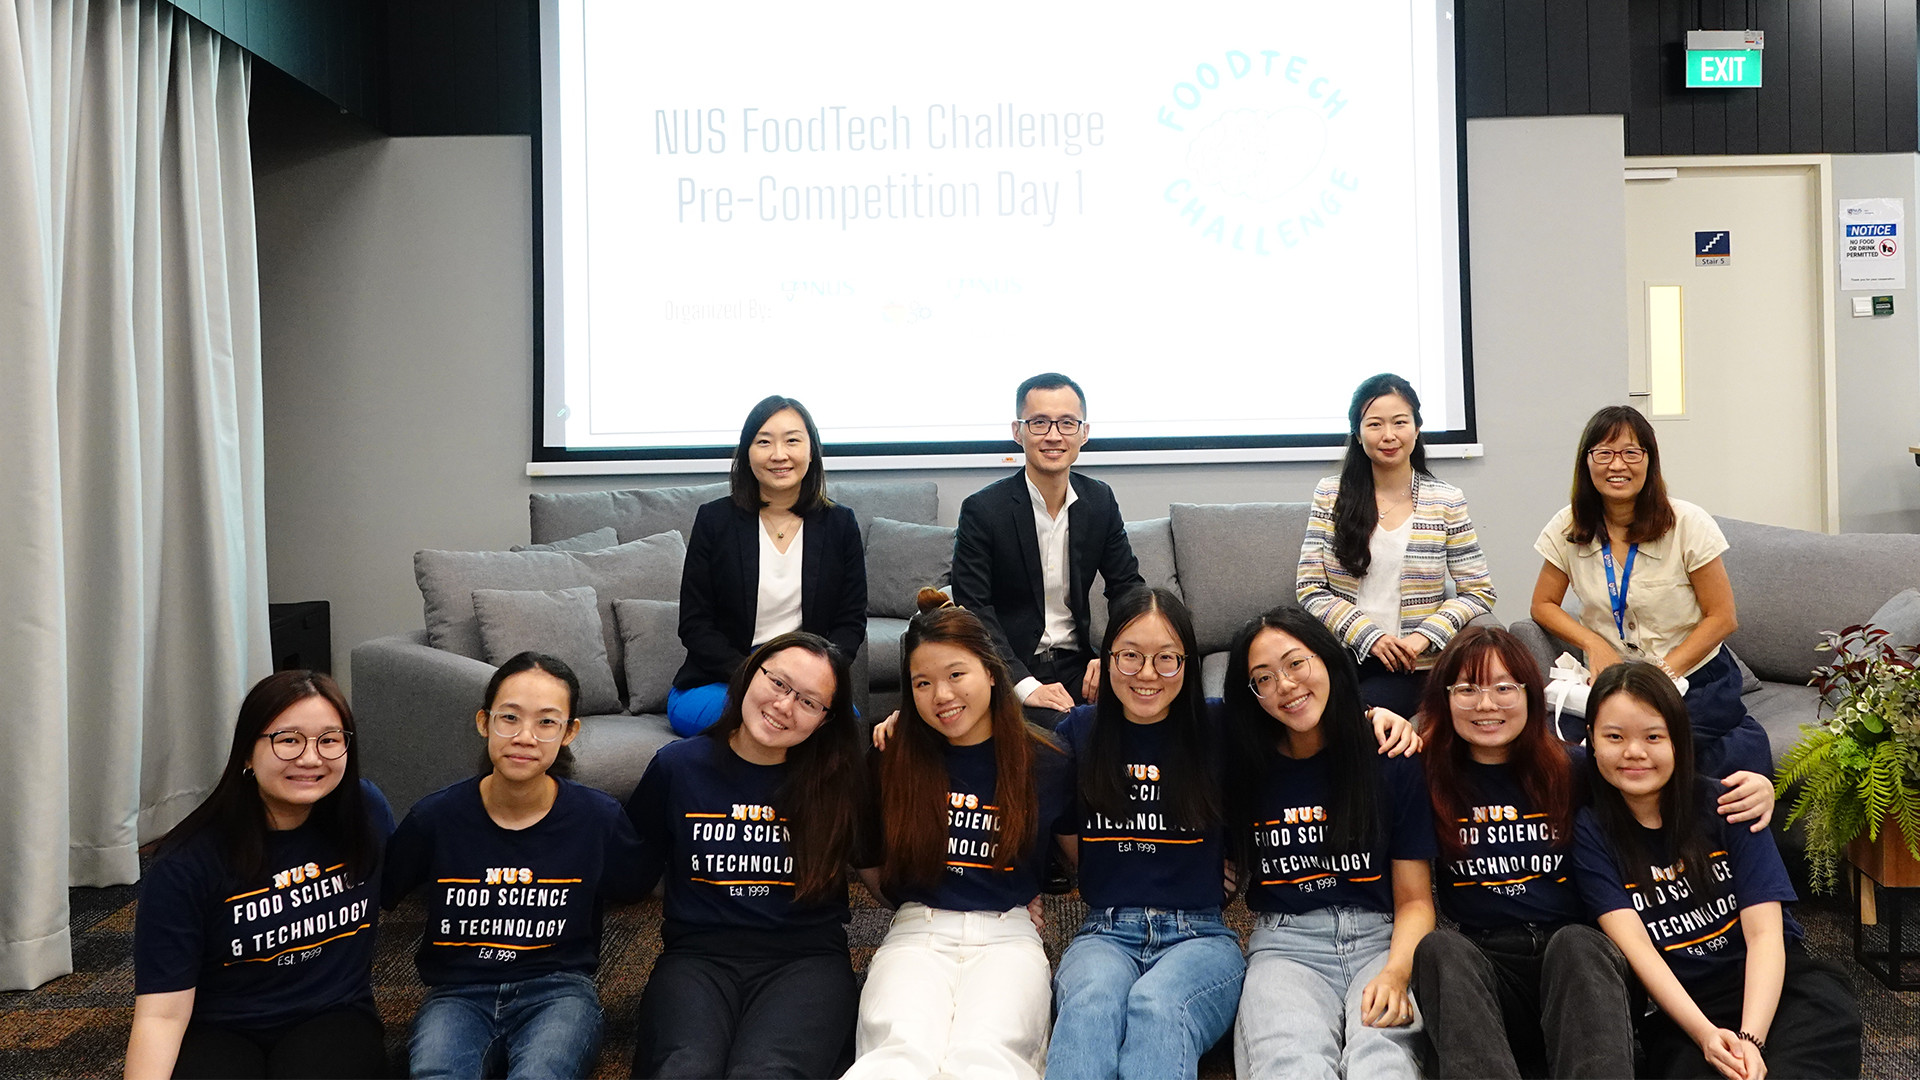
[1599,536,1639,650]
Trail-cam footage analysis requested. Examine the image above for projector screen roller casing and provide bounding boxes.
[534,1,1474,472]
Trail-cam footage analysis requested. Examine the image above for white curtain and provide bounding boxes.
[0,0,269,990]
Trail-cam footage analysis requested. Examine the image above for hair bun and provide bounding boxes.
[914,587,954,614]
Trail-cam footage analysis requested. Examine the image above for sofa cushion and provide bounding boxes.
[1717,517,1920,685]
[866,616,910,690]
[511,526,618,554]
[826,481,940,540]
[415,532,687,698]
[1091,517,1181,645]
[470,586,622,715]
[1725,646,1761,694]
[566,712,678,800]
[1744,680,1823,769]
[614,599,687,714]
[866,518,955,618]
[529,483,729,546]
[1170,502,1313,655]
[1867,587,1920,651]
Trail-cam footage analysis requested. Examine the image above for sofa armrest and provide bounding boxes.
[350,631,495,817]
[1507,619,1578,680]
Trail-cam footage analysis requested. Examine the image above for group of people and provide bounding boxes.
[127,372,1865,1080]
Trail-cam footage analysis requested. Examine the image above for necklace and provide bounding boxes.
[763,510,795,540]
[1376,475,1416,512]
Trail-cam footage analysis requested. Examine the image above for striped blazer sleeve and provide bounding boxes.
[1407,481,1497,660]
[1295,477,1391,659]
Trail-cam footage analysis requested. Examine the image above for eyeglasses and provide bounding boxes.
[1249,654,1318,699]
[486,711,571,741]
[1110,649,1187,677]
[259,728,352,760]
[1586,447,1646,465]
[1018,417,1083,436]
[757,667,830,719]
[1448,682,1526,705]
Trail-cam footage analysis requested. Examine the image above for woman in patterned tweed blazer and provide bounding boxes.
[1296,373,1497,717]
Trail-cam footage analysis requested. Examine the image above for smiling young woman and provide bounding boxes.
[624,632,866,1078]
[126,671,391,1080]
[846,590,1076,1080]
[381,653,648,1079]
[1571,662,1861,1080]
[1297,373,1497,718]
[669,394,868,737]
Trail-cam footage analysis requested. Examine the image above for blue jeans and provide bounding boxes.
[1046,908,1245,1080]
[408,971,603,1079]
[666,683,729,737]
[1235,906,1424,1080]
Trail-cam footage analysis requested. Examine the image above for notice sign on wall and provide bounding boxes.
[1839,198,1905,290]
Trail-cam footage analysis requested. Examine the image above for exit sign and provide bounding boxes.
[1687,50,1762,88]
[1685,29,1764,89]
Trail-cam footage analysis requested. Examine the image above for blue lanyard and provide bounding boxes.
[1599,535,1638,641]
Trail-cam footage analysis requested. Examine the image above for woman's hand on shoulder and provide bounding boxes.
[870,711,899,750]
[1717,772,1776,832]
[1370,707,1423,757]
[1584,643,1625,684]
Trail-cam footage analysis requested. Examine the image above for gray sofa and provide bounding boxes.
[353,493,1496,814]
[352,480,942,816]
[1510,516,1920,770]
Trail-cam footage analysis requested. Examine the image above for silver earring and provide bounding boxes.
[242,766,254,778]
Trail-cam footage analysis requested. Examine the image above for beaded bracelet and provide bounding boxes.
[1736,1030,1766,1053]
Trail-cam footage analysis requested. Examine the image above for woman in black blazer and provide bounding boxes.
[669,395,868,735]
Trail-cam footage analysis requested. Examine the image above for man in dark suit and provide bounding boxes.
[951,372,1144,723]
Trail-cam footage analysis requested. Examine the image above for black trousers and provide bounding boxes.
[1355,656,1427,719]
[632,946,857,1079]
[1411,923,1635,1079]
[1022,646,1094,729]
[172,1008,387,1079]
[1638,942,1861,1079]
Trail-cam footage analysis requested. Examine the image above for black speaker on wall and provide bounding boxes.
[269,601,332,674]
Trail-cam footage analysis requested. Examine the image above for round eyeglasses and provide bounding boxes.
[1110,649,1187,677]
[1586,447,1646,465]
[259,728,352,760]
[1447,682,1526,705]
[1249,654,1318,699]
[486,711,570,741]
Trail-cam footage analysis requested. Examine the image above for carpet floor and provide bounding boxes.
[3,880,1915,1078]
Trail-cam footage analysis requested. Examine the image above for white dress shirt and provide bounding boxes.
[1015,475,1080,703]
[751,522,805,646]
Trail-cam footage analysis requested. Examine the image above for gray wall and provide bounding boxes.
[256,116,1635,690]
[1830,154,1920,535]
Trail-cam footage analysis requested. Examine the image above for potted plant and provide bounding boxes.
[1775,623,1920,893]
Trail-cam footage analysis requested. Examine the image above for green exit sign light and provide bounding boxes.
[1688,50,1762,88]
[1685,29,1764,89]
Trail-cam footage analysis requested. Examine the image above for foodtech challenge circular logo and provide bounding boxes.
[1155,48,1357,255]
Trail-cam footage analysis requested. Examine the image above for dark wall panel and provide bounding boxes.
[1468,0,1917,155]
[180,0,1916,151]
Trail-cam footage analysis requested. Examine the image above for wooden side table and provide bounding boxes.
[1851,833,1920,990]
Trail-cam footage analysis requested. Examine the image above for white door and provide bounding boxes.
[1623,162,1828,531]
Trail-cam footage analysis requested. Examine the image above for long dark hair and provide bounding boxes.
[1331,373,1432,577]
[1421,626,1573,859]
[1083,587,1219,830]
[880,588,1061,892]
[1222,606,1380,860]
[1566,405,1675,545]
[477,652,580,779]
[157,671,377,885]
[730,394,830,513]
[1584,661,1711,897]
[705,632,864,904]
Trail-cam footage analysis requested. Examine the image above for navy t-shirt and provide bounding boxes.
[868,735,1076,913]
[625,734,850,947]
[1570,781,1802,986]
[1434,760,1582,931]
[383,776,647,986]
[1060,704,1228,912]
[1246,751,1435,914]
[133,780,395,1031]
